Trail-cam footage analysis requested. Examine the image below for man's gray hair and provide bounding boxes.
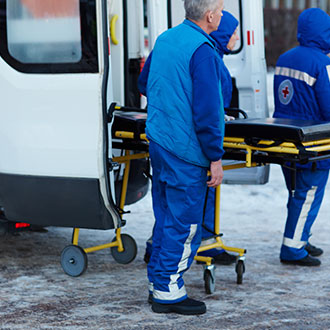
[184,0,220,21]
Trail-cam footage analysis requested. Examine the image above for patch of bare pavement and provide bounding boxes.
[1,166,330,330]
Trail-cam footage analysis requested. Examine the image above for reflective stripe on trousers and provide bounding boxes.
[147,140,207,303]
[280,167,329,260]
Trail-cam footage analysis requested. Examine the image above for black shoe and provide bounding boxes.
[152,297,206,315]
[148,293,152,304]
[280,255,321,267]
[305,243,323,257]
[213,251,237,265]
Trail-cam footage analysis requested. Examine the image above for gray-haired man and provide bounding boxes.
[139,0,225,315]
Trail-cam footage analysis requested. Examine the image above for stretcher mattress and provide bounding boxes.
[225,118,330,143]
[112,111,147,138]
[112,110,330,166]
[112,112,330,144]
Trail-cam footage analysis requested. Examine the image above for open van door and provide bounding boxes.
[0,0,120,229]
[169,0,270,184]
[109,0,145,108]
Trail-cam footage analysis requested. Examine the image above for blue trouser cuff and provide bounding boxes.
[280,244,308,260]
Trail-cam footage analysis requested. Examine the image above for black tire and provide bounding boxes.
[236,260,245,284]
[111,234,137,264]
[204,269,216,294]
[61,245,88,277]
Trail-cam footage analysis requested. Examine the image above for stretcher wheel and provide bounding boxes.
[236,260,245,284]
[204,269,216,294]
[111,234,137,264]
[61,245,88,277]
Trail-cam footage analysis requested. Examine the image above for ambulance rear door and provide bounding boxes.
[0,0,120,229]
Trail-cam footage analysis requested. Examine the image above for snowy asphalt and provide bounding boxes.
[1,164,330,329]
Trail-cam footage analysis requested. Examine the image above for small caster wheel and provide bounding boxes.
[61,245,88,277]
[111,234,137,264]
[236,260,245,284]
[204,269,216,294]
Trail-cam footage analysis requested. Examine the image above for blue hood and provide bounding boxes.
[210,11,239,57]
[297,8,330,53]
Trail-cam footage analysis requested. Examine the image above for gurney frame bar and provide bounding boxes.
[223,137,330,167]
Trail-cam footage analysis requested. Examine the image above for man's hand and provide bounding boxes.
[207,159,224,187]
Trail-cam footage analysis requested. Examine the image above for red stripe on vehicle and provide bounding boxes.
[247,31,251,45]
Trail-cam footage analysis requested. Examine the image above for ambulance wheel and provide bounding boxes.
[204,269,216,294]
[111,234,137,264]
[61,245,88,277]
[236,260,245,284]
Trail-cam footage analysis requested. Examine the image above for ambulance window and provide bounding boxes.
[224,0,242,53]
[7,0,81,63]
[0,0,98,73]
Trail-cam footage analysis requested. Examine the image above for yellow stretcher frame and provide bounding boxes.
[112,131,250,288]
[70,149,148,255]
[223,136,330,167]
[61,130,149,279]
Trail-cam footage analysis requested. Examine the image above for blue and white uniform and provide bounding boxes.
[273,8,330,260]
[139,20,224,303]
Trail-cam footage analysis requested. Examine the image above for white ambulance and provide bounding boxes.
[0,0,268,271]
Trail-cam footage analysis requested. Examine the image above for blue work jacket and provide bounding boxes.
[273,8,330,169]
[141,20,224,167]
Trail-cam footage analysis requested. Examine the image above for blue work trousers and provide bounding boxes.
[280,167,329,260]
[147,141,208,304]
[147,187,224,258]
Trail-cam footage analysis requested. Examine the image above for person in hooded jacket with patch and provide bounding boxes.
[140,11,240,267]
[273,8,330,266]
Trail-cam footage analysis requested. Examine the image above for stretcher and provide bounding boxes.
[110,103,330,294]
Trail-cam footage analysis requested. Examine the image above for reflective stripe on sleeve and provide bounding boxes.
[275,66,316,87]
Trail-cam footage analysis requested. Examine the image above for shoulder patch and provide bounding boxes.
[278,79,294,105]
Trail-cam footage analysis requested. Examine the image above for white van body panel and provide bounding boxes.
[109,0,125,105]
[147,0,168,50]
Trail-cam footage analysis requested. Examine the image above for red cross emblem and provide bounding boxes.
[282,86,290,98]
[279,79,293,105]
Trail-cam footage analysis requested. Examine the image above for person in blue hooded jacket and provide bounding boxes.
[273,8,330,266]
[140,11,240,266]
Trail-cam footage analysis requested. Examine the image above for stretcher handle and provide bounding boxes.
[225,107,248,119]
